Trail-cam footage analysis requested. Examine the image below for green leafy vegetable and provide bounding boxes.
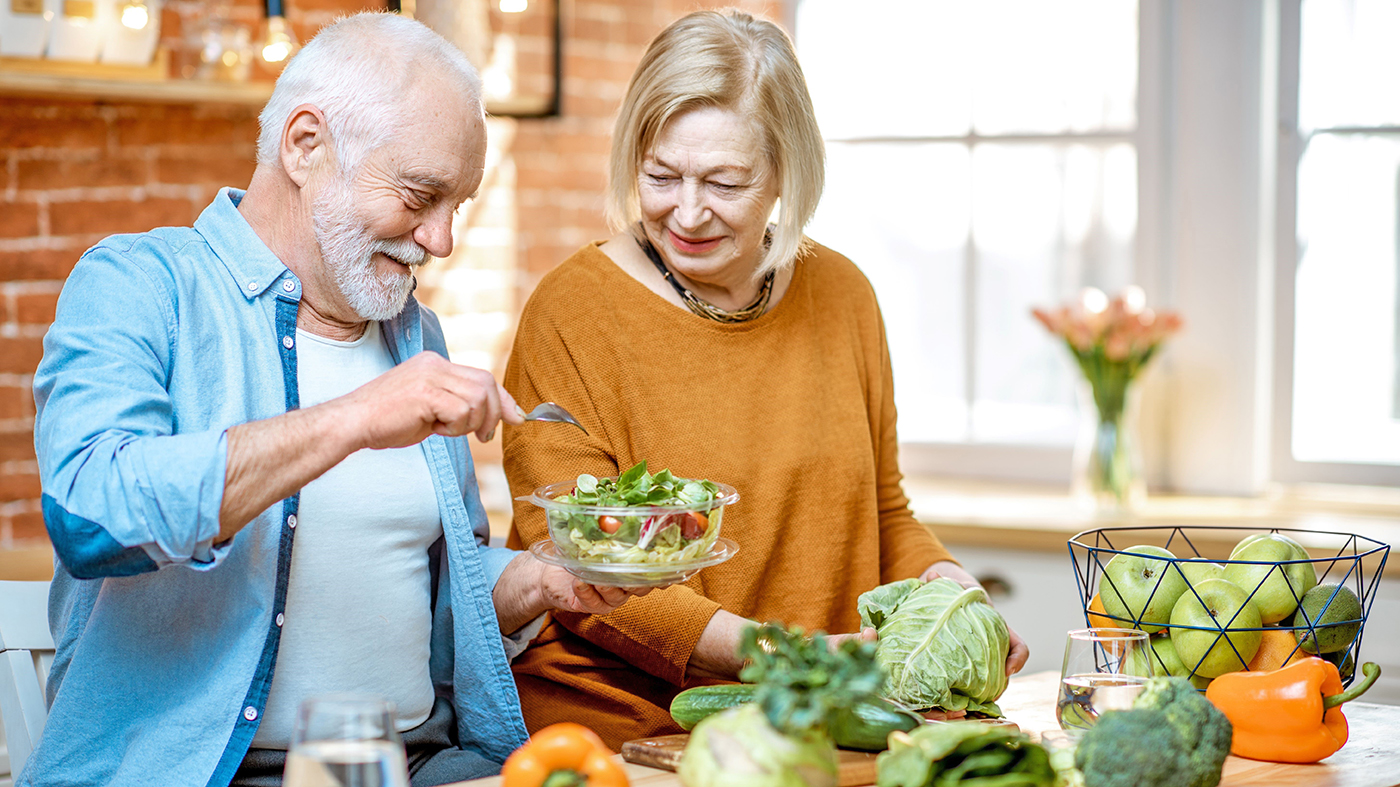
[548,460,725,564]
[677,623,886,787]
[876,723,1054,787]
[858,578,1011,715]
[738,624,886,737]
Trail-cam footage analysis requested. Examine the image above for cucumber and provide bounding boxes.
[670,684,757,730]
[669,685,921,750]
[827,698,922,751]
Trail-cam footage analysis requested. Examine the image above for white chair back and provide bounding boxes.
[0,580,54,781]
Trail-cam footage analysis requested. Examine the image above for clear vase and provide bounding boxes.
[1072,378,1146,517]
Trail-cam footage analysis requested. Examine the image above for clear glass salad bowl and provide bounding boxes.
[518,475,740,588]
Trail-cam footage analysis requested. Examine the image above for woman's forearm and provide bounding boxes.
[686,609,757,681]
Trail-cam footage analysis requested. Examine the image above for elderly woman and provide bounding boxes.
[502,10,1028,746]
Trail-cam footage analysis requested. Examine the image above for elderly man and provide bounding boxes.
[26,13,628,787]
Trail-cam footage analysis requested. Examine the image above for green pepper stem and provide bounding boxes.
[1323,662,1381,710]
[542,769,587,787]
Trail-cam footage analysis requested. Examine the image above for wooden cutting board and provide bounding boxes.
[620,734,879,787]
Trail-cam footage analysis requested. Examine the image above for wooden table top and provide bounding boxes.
[452,670,1400,787]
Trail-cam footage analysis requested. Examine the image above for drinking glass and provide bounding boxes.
[1056,628,1152,734]
[284,695,410,787]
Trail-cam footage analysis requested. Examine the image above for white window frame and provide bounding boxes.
[792,1,1397,495]
[791,1,1160,485]
[1269,0,1400,487]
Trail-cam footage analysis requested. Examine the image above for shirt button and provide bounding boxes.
[287,514,297,529]
[275,613,285,627]
[246,281,258,292]
[243,706,258,721]
[282,336,294,349]
[282,280,296,293]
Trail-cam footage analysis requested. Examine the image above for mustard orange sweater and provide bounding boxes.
[501,241,955,748]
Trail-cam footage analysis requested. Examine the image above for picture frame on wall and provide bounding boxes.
[393,0,560,118]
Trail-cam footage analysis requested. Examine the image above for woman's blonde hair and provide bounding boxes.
[606,10,825,276]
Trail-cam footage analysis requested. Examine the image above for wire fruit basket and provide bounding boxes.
[1067,525,1389,690]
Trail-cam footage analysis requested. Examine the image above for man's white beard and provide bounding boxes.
[312,176,431,322]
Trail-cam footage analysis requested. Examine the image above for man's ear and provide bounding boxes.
[280,103,328,188]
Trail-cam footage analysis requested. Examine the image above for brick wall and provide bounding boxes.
[0,0,786,549]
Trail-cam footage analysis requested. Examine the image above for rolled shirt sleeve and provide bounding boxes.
[34,245,232,578]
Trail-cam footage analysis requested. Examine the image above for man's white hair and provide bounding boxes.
[256,12,483,173]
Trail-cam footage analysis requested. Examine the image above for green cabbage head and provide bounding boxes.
[677,704,837,787]
[858,578,1010,715]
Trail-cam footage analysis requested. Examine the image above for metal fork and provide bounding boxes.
[515,402,588,435]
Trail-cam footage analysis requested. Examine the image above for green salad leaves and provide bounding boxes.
[549,460,725,564]
[859,578,1011,715]
[678,624,886,787]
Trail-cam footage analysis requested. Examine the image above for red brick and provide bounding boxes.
[0,472,40,502]
[0,337,45,375]
[292,0,383,11]
[0,247,81,281]
[15,292,58,325]
[0,202,40,238]
[8,509,47,541]
[154,153,255,187]
[0,386,32,419]
[17,156,148,191]
[0,115,107,150]
[0,431,37,463]
[49,198,192,236]
[115,114,258,148]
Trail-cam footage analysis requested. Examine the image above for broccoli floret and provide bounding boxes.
[1073,677,1232,787]
[1075,712,1187,787]
[1133,676,1233,785]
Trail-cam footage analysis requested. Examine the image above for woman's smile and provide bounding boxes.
[667,229,725,255]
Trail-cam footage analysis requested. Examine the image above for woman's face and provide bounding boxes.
[637,106,779,289]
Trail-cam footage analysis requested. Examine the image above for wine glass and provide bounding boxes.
[284,695,410,787]
[1056,628,1152,734]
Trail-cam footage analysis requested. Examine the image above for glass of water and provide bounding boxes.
[284,695,409,787]
[1056,628,1152,734]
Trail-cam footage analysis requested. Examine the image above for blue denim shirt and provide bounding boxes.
[26,188,530,786]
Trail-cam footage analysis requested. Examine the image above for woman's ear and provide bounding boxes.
[280,103,328,188]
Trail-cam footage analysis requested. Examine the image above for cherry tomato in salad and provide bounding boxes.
[678,511,708,540]
[597,515,622,534]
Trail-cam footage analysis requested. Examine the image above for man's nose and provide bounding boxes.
[414,206,455,258]
[675,181,709,230]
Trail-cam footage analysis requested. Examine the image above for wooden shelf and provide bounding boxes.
[0,51,273,105]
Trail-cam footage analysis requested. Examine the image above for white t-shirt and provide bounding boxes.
[253,322,441,748]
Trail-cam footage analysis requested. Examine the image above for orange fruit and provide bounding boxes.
[1087,593,1121,628]
[1247,628,1310,671]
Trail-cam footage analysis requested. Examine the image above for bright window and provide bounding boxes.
[1288,0,1400,469]
[795,1,1140,462]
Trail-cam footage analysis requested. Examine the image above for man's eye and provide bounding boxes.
[646,174,675,183]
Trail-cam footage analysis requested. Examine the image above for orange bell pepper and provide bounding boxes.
[500,723,630,787]
[1205,657,1381,763]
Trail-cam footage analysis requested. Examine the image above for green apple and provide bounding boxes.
[1178,561,1224,587]
[1229,533,1271,558]
[1100,545,1188,634]
[1169,578,1263,678]
[1124,634,1189,678]
[1223,534,1317,624]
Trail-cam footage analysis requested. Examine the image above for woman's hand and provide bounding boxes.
[824,626,877,652]
[920,561,1031,677]
[493,552,651,635]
